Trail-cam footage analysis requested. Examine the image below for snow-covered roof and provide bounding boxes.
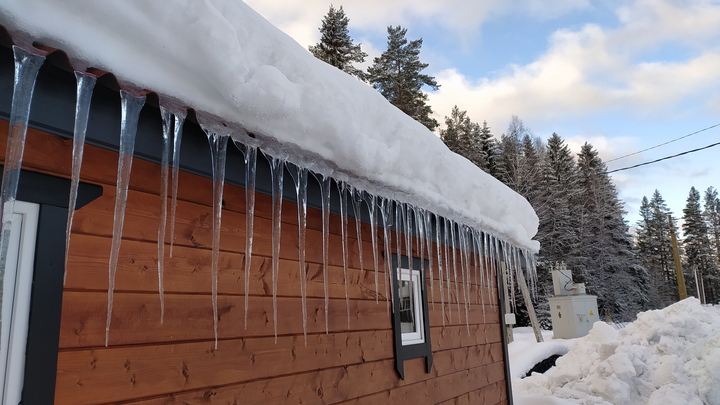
[0,0,539,251]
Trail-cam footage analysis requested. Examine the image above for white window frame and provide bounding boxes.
[0,201,39,405]
[399,268,425,346]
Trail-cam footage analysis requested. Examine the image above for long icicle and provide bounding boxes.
[320,175,331,334]
[449,220,461,323]
[269,155,284,343]
[105,90,145,346]
[242,144,257,329]
[338,181,351,327]
[351,187,364,282]
[291,166,309,344]
[204,131,229,350]
[64,71,96,285]
[415,208,426,306]
[435,213,445,326]
[0,47,45,338]
[168,111,186,257]
[380,198,392,314]
[424,211,435,310]
[157,106,172,324]
[367,194,380,303]
[459,226,470,334]
[443,218,452,321]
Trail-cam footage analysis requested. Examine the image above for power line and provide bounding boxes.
[605,123,720,163]
[606,140,720,174]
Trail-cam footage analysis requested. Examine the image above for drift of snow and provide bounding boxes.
[0,0,538,251]
[514,298,720,405]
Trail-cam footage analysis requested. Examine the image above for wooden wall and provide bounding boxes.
[1,124,509,404]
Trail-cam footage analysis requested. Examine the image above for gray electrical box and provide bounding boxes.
[548,264,600,339]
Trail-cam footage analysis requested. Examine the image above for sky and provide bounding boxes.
[244,0,720,227]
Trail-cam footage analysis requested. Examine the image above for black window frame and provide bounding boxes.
[391,253,432,380]
[0,165,102,405]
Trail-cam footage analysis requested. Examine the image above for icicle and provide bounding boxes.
[63,72,96,285]
[204,130,229,350]
[402,204,412,296]
[242,144,257,330]
[0,47,44,338]
[448,219,460,322]
[367,194,380,303]
[290,166,309,344]
[351,187,364,279]
[157,106,172,324]
[320,175,331,334]
[402,203,413,284]
[338,182,351,327]
[268,155,284,343]
[168,111,186,257]
[380,198,392,314]
[424,212,435,310]
[105,90,146,346]
[394,203,402,293]
[415,209,426,307]
[415,209,425,295]
[435,214,445,326]
[459,226,470,334]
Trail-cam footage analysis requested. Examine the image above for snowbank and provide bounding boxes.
[515,298,720,404]
[0,0,539,250]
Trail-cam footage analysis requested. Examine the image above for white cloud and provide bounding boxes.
[427,0,720,136]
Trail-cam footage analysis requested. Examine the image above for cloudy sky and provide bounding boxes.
[245,0,720,226]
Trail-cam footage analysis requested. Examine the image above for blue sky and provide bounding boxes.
[245,0,720,227]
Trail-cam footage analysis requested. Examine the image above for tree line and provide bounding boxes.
[441,111,649,324]
[636,187,720,307]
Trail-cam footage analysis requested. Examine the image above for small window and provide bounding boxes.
[399,269,424,345]
[391,255,432,380]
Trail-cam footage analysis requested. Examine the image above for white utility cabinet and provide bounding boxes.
[548,294,599,339]
[547,263,600,339]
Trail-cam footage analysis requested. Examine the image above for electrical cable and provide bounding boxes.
[605,123,720,163]
[606,139,720,174]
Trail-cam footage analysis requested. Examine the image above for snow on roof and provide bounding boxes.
[0,0,539,251]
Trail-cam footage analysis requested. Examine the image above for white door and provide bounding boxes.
[0,201,39,405]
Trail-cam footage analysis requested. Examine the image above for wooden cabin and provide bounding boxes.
[0,4,538,404]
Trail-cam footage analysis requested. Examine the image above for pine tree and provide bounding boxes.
[704,187,720,303]
[683,186,718,303]
[367,26,439,131]
[440,106,484,167]
[440,106,465,155]
[309,5,367,81]
[574,143,648,320]
[705,187,720,265]
[478,121,499,176]
[635,190,680,308]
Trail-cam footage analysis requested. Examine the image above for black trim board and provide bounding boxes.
[390,253,432,380]
[0,167,102,405]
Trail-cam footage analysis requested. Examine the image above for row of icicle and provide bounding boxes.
[0,45,537,350]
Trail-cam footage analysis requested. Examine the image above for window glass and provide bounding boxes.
[399,269,424,345]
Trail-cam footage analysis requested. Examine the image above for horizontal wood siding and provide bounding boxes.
[0,124,508,404]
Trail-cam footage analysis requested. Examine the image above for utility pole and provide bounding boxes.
[668,214,687,300]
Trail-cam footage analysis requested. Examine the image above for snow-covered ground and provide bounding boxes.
[510,298,720,405]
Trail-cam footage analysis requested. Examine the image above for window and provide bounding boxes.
[398,269,424,345]
[390,255,432,380]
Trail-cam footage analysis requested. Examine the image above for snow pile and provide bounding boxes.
[515,298,720,405]
[0,0,538,250]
